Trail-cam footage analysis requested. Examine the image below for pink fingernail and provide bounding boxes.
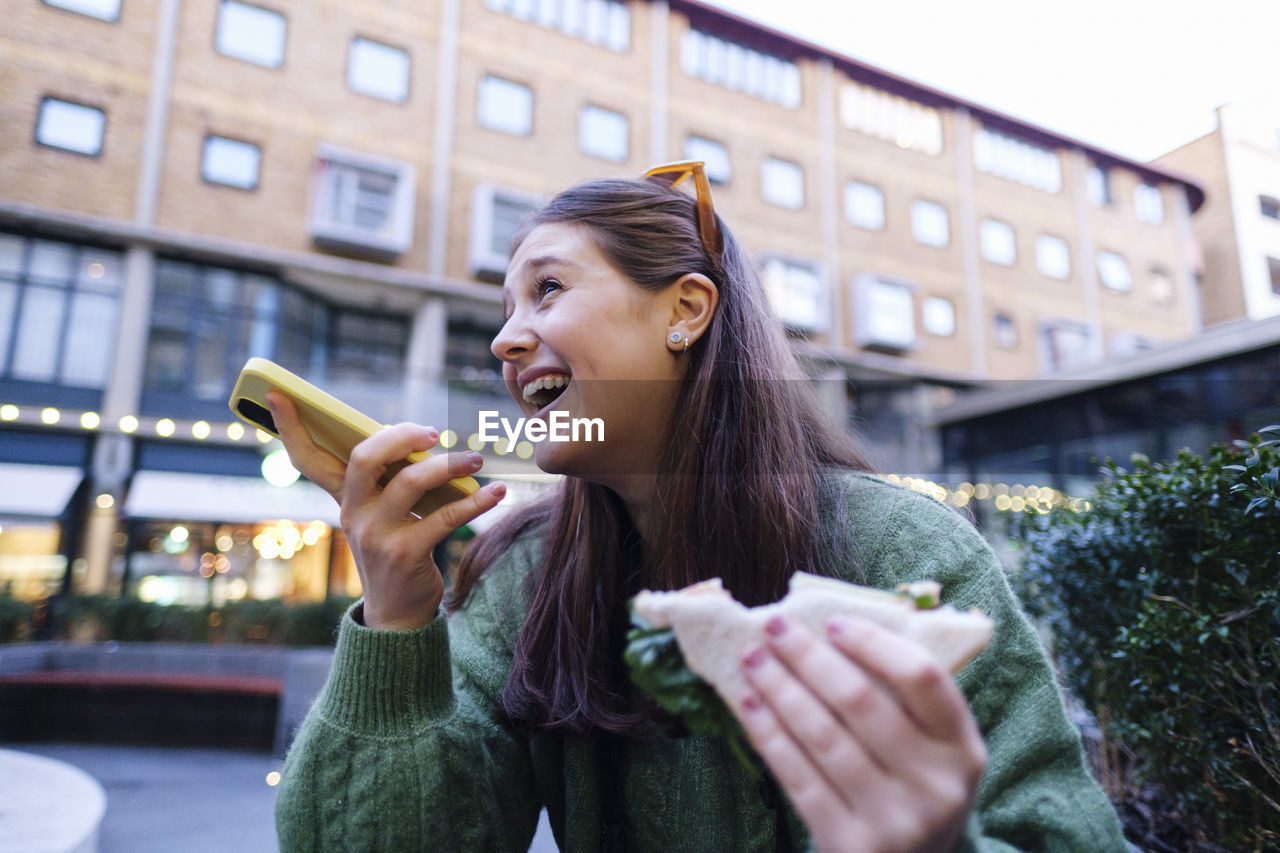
[764,615,787,637]
[742,645,766,668]
[741,692,762,711]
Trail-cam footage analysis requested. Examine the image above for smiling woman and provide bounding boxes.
[270,163,1128,853]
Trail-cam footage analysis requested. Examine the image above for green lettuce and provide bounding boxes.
[624,608,757,774]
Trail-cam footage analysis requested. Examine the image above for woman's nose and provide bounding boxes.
[491,313,534,362]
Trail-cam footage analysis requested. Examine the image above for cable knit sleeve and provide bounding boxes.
[840,474,1128,853]
[274,539,542,853]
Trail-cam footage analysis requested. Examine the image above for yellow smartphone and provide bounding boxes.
[228,357,479,518]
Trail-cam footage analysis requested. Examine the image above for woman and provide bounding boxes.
[270,163,1126,851]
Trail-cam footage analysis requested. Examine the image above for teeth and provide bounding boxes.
[521,374,569,403]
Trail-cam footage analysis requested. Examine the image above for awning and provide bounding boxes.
[0,463,84,518]
[123,470,340,525]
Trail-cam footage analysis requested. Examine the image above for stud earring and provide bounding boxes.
[669,332,682,343]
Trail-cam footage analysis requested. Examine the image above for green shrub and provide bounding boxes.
[5,594,356,646]
[0,589,35,643]
[1011,435,1279,852]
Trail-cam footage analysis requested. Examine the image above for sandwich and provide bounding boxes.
[624,573,993,766]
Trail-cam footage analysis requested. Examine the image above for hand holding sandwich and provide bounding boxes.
[734,612,986,853]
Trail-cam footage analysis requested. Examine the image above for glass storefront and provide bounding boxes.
[119,519,345,605]
[0,519,64,599]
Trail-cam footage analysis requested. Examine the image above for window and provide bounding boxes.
[972,127,1061,192]
[1269,257,1280,296]
[922,296,955,337]
[844,181,884,230]
[477,75,533,136]
[1260,196,1280,220]
[681,29,800,108]
[41,0,121,21]
[1039,319,1093,374]
[469,184,542,278]
[578,105,628,162]
[1134,183,1164,224]
[1096,251,1132,292]
[992,313,1018,349]
[0,234,122,391]
[215,0,286,68]
[684,135,730,184]
[143,259,407,412]
[978,219,1015,265]
[761,256,827,332]
[201,136,261,190]
[911,200,949,248]
[839,82,943,156]
[348,38,410,103]
[761,157,804,209]
[1035,235,1071,280]
[486,0,630,51]
[1149,266,1175,305]
[1087,165,1113,206]
[853,275,915,351]
[1108,331,1157,358]
[308,145,416,255]
[35,98,105,156]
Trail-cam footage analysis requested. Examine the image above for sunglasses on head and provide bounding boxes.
[641,160,724,261]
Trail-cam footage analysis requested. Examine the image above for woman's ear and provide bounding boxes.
[666,273,719,347]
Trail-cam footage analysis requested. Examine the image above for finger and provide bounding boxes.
[753,617,904,782]
[377,450,486,522]
[264,391,347,495]
[827,614,979,744]
[419,480,508,540]
[344,423,439,507]
[734,683,851,840]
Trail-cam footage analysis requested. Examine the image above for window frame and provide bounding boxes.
[307,143,417,256]
[477,74,534,136]
[200,134,262,191]
[843,180,885,231]
[760,253,829,333]
[1096,250,1133,292]
[468,183,544,279]
[214,0,288,69]
[684,135,731,185]
[1035,234,1071,280]
[34,97,106,157]
[852,273,917,351]
[41,0,121,21]
[921,295,956,337]
[347,36,411,104]
[578,104,629,163]
[910,199,950,248]
[1133,182,1165,225]
[978,218,1015,265]
[761,156,805,209]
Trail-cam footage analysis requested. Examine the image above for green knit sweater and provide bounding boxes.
[275,472,1128,852]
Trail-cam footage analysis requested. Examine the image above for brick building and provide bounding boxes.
[1156,99,1280,326]
[0,0,1207,603]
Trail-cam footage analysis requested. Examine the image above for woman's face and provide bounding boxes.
[492,222,687,480]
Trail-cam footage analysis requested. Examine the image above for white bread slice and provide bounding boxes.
[632,573,993,707]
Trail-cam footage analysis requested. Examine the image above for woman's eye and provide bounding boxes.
[536,278,562,297]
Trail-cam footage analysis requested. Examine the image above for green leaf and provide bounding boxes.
[624,610,759,776]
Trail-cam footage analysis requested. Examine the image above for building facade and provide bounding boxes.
[1,0,1207,604]
[1157,99,1280,327]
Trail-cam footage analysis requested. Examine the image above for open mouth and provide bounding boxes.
[521,373,570,412]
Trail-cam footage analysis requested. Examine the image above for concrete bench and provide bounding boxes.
[0,642,333,756]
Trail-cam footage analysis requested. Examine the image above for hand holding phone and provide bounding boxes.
[228,358,480,518]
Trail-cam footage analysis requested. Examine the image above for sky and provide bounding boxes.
[706,0,1280,162]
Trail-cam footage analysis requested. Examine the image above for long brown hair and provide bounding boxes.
[449,178,873,734]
